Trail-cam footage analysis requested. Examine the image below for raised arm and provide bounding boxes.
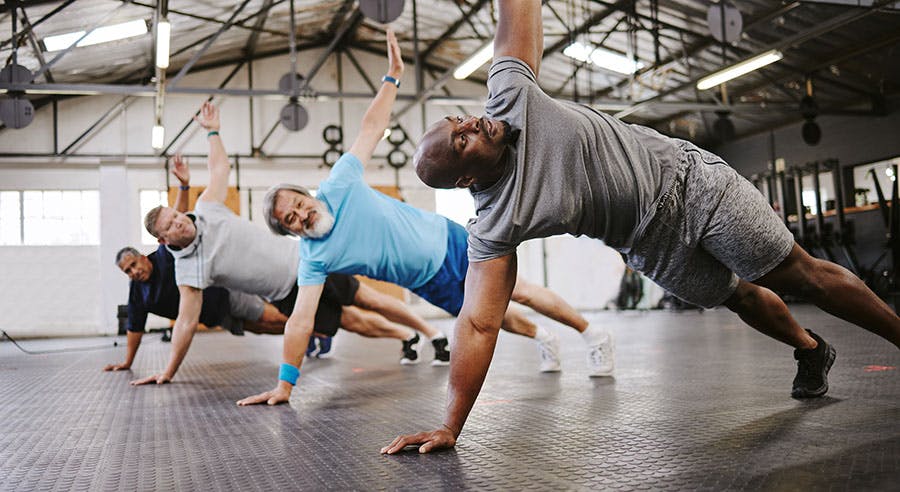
[193,102,229,204]
[170,153,191,212]
[495,0,544,77]
[130,285,203,385]
[382,253,517,454]
[347,28,404,165]
[237,283,325,406]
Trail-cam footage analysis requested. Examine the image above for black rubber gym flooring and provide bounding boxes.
[2,305,898,491]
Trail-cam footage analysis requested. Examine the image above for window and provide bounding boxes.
[853,157,900,206]
[140,190,168,245]
[435,188,476,226]
[0,190,99,245]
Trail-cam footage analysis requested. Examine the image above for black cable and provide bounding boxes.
[1,330,119,355]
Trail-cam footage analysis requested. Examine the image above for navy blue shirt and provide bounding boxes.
[126,245,230,332]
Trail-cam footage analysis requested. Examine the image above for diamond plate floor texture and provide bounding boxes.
[1,305,898,491]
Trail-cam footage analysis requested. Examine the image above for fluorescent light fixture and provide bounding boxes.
[156,19,171,69]
[453,42,493,80]
[151,124,165,149]
[44,19,148,52]
[697,49,783,90]
[562,41,644,75]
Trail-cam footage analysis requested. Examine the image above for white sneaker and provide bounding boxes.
[586,331,614,377]
[537,330,561,373]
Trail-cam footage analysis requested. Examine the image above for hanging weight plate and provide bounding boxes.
[0,98,35,129]
[0,63,33,84]
[706,2,743,44]
[359,0,405,23]
[802,119,821,146]
[278,72,305,96]
[280,101,309,132]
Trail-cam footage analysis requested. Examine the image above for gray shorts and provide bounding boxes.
[626,144,795,308]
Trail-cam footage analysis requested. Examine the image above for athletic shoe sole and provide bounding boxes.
[400,358,420,365]
[791,344,836,398]
[431,359,450,367]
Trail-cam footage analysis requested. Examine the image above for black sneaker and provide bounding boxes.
[791,330,836,399]
[431,337,450,366]
[401,334,420,365]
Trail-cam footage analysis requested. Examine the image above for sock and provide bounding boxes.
[581,325,609,345]
[534,325,553,343]
[430,333,447,342]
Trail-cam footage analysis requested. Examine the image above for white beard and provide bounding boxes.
[300,201,335,238]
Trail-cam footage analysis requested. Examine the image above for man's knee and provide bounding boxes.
[724,281,763,313]
[759,246,827,299]
[353,284,384,311]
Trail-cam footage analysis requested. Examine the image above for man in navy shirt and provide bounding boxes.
[105,245,286,371]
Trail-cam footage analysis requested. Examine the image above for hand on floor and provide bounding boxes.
[380,427,456,455]
[236,385,291,406]
[130,373,171,385]
[103,362,131,371]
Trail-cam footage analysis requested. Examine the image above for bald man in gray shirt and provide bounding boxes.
[383,0,899,455]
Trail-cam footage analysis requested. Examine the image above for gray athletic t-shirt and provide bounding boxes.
[466,57,686,262]
[168,201,299,302]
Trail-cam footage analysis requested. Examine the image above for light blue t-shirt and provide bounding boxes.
[297,153,449,289]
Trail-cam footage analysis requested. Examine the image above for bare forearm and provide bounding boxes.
[360,83,398,142]
[207,134,229,176]
[123,331,143,366]
[443,320,500,436]
[163,319,197,378]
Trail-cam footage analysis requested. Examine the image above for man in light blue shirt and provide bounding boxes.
[237,30,612,408]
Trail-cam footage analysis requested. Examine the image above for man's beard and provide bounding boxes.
[500,120,520,145]
[300,200,335,239]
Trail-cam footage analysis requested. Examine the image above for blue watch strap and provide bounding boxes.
[382,75,400,88]
[278,363,300,385]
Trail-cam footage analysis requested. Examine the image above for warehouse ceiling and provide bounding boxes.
[1,0,899,146]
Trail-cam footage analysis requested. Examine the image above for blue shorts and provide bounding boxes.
[411,219,469,316]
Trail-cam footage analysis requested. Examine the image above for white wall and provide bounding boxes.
[0,47,628,338]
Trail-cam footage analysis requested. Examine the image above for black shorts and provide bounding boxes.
[271,274,360,337]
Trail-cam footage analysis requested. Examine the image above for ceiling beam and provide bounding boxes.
[420,0,491,61]
[613,0,899,119]
[168,0,254,87]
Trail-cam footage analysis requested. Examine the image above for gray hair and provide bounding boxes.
[262,183,313,236]
[115,246,141,265]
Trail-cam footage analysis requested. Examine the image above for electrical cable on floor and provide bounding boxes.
[1,330,120,355]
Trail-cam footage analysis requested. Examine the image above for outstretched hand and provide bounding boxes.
[193,101,220,131]
[103,362,130,371]
[130,373,171,385]
[170,153,190,184]
[236,385,292,406]
[385,28,403,79]
[380,427,456,455]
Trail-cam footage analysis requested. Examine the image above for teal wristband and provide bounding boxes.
[207,130,219,138]
[179,185,190,191]
[382,75,400,88]
[279,363,300,385]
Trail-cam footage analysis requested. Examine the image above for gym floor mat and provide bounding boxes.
[2,305,898,490]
